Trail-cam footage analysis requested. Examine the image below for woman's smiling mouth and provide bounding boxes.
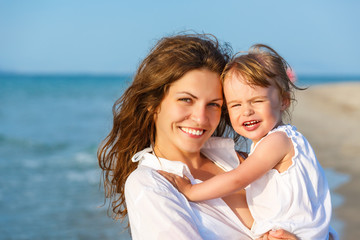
[180,127,205,136]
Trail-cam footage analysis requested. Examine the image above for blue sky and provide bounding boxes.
[1,0,359,75]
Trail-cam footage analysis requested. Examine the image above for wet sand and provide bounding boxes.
[292,81,360,239]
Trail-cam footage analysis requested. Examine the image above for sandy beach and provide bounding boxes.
[292,81,360,239]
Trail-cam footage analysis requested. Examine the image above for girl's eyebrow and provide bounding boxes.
[227,95,267,104]
[250,95,268,100]
[226,99,240,105]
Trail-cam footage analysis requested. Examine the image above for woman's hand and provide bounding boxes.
[258,229,299,240]
[157,170,193,199]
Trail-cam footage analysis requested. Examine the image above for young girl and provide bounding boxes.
[159,44,336,239]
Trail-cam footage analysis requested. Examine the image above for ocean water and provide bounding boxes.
[0,74,355,239]
[0,75,132,239]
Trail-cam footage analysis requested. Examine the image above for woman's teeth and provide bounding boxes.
[181,127,204,136]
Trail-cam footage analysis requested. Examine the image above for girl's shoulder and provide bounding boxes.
[252,126,294,153]
[268,124,298,137]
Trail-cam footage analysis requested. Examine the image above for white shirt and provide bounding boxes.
[246,125,334,240]
[125,137,254,240]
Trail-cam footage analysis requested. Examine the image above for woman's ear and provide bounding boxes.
[149,105,160,121]
[147,105,158,113]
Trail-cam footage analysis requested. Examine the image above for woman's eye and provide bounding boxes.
[179,98,192,103]
[208,102,221,108]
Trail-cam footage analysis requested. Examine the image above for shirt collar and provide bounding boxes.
[132,147,195,182]
[131,137,238,182]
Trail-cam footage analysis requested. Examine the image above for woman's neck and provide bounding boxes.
[153,145,205,170]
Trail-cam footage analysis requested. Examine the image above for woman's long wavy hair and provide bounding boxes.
[98,33,232,222]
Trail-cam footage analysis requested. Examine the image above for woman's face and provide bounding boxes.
[154,69,223,156]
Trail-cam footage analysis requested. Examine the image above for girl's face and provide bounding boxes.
[154,69,223,156]
[224,74,287,145]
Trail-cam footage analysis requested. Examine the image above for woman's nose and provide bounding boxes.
[190,106,207,124]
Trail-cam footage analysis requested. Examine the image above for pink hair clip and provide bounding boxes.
[286,68,297,83]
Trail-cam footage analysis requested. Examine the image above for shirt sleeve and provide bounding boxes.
[125,166,203,240]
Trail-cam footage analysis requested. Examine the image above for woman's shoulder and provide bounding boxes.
[202,137,235,150]
[125,165,173,195]
[125,165,188,208]
[201,137,240,170]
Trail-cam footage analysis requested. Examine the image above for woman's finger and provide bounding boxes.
[268,229,299,240]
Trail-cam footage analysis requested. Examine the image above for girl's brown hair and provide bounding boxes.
[98,33,232,222]
[221,44,305,119]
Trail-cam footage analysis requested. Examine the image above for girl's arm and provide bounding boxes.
[159,131,293,201]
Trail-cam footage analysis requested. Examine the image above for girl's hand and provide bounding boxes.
[157,170,193,198]
[258,229,299,240]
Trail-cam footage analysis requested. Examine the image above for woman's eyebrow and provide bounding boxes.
[176,91,197,98]
[176,91,223,102]
[211,97,223,102]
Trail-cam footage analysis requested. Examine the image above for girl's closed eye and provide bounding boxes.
[229,103,242,108]
[252,98,266,104]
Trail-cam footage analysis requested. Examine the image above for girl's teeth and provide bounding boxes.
[244,120,259,126]
[182,127,203,136]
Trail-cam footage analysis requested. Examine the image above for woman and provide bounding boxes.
[98,33,297,239]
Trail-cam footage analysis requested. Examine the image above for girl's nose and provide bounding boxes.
[242,105,254,117]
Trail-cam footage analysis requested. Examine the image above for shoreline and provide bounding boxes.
[292,81,360,239]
